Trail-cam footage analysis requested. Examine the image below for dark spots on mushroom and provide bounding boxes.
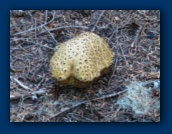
[93,46,96,48]
[50,32,114,87]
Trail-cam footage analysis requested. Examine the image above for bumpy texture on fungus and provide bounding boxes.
[50,32,114,87]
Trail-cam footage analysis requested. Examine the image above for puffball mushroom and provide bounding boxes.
[50,32,114,87]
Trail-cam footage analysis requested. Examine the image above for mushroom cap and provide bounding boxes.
[50,32,114,86]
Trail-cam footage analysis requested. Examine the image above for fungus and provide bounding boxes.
[50,32,114,87]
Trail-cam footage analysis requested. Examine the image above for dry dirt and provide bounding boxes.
[10,10,160,122]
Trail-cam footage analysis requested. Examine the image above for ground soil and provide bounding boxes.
[10,10,160,122]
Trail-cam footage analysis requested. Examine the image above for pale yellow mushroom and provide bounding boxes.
[50,32,114,87]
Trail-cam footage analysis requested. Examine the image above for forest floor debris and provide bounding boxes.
[10,10,160,122]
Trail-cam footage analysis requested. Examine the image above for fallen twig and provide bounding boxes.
[34,19,37,38]
[13,78,30,91]
[46,89,127,121]
[10,88,47,101]
[91,10,105,32]
[37,26,89,36]
[114,25,127,65]
[12,11,56,36]
[43,25,58,45]
[45,10,48,23]
[119,43,128,66]
[108,25,118,42]
[131,25,143,48]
